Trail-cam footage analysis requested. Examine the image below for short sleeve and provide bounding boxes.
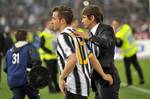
[57,34,75,58]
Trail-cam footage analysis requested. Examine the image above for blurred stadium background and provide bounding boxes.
[0,0,149,33]
[0,0,150,99]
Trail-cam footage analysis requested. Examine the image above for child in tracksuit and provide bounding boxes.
[4,30,41,99]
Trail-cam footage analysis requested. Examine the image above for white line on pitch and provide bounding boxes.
[121,82,150,94]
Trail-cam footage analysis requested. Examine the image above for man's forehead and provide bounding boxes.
[82,15,87,18]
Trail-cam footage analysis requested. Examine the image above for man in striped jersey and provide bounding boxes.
[50,5,113,99]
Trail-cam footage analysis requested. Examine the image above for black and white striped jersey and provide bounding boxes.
[57,26,92,96]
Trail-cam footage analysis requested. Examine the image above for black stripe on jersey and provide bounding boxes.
[86,41,92,51]
[80,41,90,95]
[67,28,75,33]
[94,45,98,57]
[81,64,90,95]
[65,34,75,49]
[85,63,90,78]
[62,33,75,53]
[79,39,86,60]
[73,66,81,94]
[64,29,75,48]
[57,51,65,69]
[57,38,67,58]
[90,42,93,53]
[77,38,90,95]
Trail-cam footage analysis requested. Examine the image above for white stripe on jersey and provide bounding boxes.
[91,43,100,58]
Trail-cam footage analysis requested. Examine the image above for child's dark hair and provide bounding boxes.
[15,30,27,41]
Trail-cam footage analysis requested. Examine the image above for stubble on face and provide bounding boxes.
[51,11,61,31]
[82,15,92,29]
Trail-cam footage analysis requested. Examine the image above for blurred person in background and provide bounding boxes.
[4,32,13,54]
[32,30,42,49]
[39,19,59,93]
[74,5,120,99]
[112,19,145,85]
[140,19,149,33]
[4,29,41,99]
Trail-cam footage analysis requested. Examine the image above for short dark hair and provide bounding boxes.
[114,18,121,23]
[15,30,27,41]
[52,5,73,25]
[82,5,103,23]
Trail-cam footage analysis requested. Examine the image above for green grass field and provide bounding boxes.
[0,59,150,99]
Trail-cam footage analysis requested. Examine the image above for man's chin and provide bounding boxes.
[83,25,87,28]
[53,27,58,31]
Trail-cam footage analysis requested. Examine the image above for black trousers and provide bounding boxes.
[65,92,87,99]
[11,85,40,99]
[123,54,144,85]
[44,59,59,92]
[92,67,120,99]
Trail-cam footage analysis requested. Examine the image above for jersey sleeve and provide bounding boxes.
[57,33,75,58]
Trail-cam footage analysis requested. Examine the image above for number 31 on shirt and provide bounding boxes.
[12,53,19,64]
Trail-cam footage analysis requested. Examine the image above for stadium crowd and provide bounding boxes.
[0,0,149,33]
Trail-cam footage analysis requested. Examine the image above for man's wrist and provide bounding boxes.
[59,75,65,80]
[102,74,108,80]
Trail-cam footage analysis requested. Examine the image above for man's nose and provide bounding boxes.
[81,19,84,23]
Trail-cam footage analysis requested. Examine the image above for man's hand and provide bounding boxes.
[59,76,66,96]
[58,54,76,96]
[73,31,90,40]
[103,74,113,85]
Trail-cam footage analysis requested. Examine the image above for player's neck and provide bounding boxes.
[60,24,69,32]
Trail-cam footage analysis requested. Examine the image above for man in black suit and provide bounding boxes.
[74,5,120,99]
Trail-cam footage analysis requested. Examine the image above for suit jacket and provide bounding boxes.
[90,24,115,68]
[90,24,120,88]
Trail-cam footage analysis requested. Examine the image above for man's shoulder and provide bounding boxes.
[99,24,113,30]
[96,24,114,35]
[58,32,74,39]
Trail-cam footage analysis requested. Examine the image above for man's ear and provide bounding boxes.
[60,18,66,24]
[91,15,95,22]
